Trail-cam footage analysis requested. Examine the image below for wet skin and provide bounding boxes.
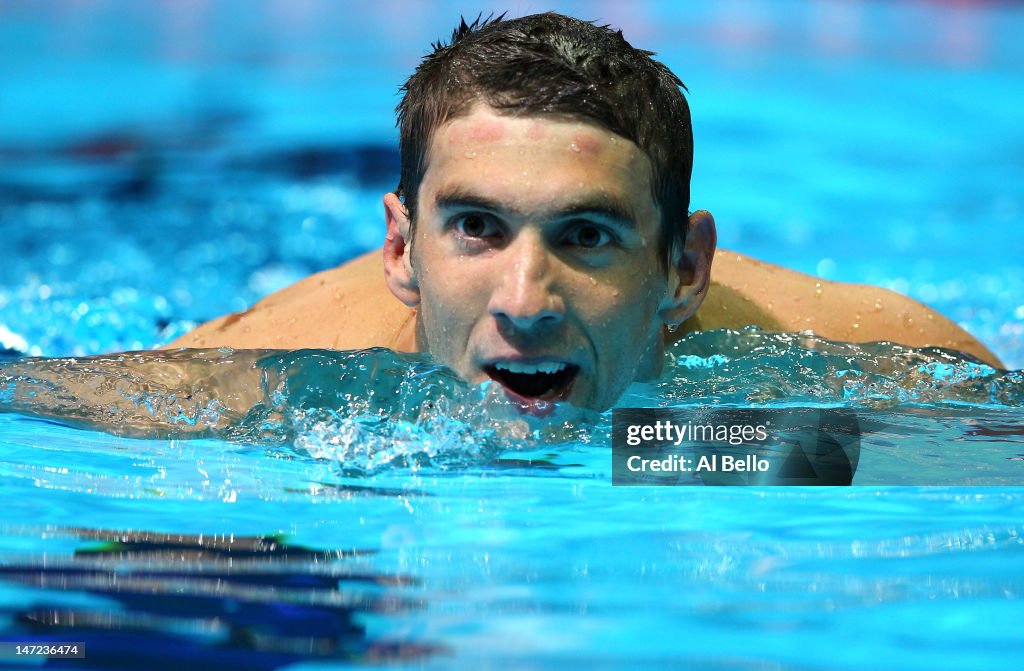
[165,123,1005,386]
[381,104,715,411]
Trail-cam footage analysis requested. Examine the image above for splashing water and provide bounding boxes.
[1,329,1021,477]
[640,328,1023,408]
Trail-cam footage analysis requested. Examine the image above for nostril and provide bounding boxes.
[489,288,565,329]
[494,309,562,333]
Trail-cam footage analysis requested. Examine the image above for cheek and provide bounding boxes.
[581,272,664,360]
[418,267,486,344]
[587,269,663,322]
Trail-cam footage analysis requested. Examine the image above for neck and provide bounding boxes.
[389,308,420,352]
[634,327,668,382]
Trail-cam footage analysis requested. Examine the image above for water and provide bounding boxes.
[2,1,1024,668]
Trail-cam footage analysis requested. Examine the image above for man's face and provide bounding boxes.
[393,104,680,411]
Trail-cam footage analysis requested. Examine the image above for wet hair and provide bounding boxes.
[396,12,694,266]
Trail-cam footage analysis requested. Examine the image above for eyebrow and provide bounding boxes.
[434,187,639,230]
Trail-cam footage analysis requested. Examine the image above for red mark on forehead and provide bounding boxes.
[573,133,604,156]
[525,122,546,140]
[445,119,506,146]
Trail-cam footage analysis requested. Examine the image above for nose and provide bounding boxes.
[487,231,565,333]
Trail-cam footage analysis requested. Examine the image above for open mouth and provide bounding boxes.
[483,361,580,402]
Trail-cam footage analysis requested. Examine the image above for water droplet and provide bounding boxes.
[873,299,883,311]
[814,282,823,297]
[569,143,580,152]
[852,323,860,329]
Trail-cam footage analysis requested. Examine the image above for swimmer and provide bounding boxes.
[160,12,1001,411]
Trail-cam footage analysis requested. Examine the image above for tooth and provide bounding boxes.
[494,361,567,374]
[496,362,533,374]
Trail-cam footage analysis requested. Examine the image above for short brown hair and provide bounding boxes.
[396,12,694,264]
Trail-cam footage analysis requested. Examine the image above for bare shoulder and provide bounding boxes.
[682,249,1003,368]
[167,246,1003,369]
[163,250,417,351]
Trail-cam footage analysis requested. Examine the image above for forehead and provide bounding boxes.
[419,104,657,218]
[440,107,607,153]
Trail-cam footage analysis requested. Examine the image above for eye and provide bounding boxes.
[565,223,614,249]
[453,213,501,239]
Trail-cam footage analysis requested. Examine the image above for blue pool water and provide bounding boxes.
[1,1,1024,668]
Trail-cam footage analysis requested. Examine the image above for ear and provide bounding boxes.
[658,210,717,326]
[382,192,420,307]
